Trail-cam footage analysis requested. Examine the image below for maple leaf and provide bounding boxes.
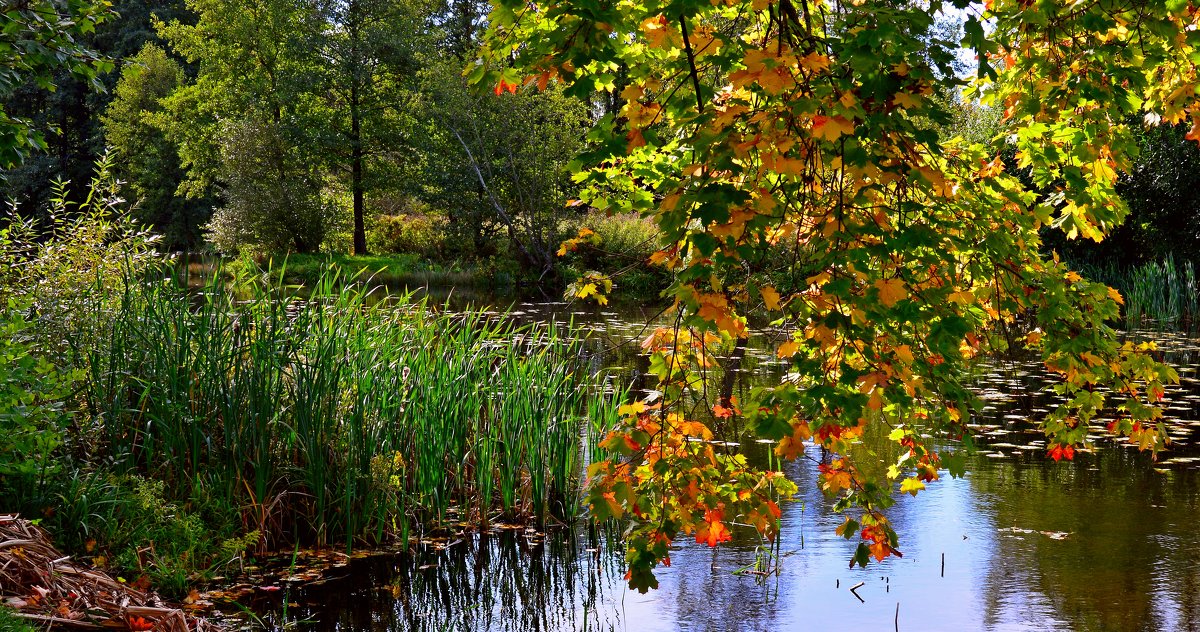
[576,283,598,300]
[811,115,854,141]
[799,52,831,73]
[761,285,781,310]
[775,421,810,460]
[776,339,799,358]
[899,477,925,496]
[892,91,921,109]
[874,278,907,307]
[1048,444,1075,461]
[1187,116,1200,143]
[697,509,732,546]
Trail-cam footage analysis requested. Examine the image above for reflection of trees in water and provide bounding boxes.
[273,529,629,631]
[970,450,1200,632]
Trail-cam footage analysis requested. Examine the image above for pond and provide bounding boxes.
[202,288,1200,632]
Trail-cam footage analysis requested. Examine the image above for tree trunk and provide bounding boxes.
[351,109,366,255]
[349,0,367,256]
[719,336,749,408]
[350,79,366,253]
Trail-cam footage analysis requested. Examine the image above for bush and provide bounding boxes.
[367,209,447,259]
[206,119,334,255]
[0,156,154,495]
[28,470,246,598]
[562,211,668,299]
[0,300,75,485]
[0,154,160,366]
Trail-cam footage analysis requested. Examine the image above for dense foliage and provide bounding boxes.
[480,0,1193,589]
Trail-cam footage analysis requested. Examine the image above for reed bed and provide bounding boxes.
[78,265,623,550]
[1076,254,1199,331]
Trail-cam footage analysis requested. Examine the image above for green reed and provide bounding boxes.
[80,263,623,550]
[1076,254,1199,331]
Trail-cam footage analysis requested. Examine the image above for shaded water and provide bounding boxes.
[186,276,1200,631]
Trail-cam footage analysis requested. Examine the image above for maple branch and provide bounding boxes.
[678,14,705,115]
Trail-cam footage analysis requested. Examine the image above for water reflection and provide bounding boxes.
[232,443,1200,632]
[192,275,1200,631]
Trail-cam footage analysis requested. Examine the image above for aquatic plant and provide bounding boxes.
[1076,254,1200,331]
[81,263,622,550]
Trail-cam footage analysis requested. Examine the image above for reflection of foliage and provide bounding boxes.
[970,452,1195,632]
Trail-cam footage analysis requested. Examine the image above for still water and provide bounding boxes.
[212,293,1200,632]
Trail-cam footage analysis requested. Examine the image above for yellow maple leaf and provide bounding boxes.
[777,340,799,358]
[640,16,677,49]
[899,477,925,496]
[758,68,793,94]
[948,290,975,305]
[892,91,921,109]
[761,285,781,310]
[618,401,648,417]
[576,283,599,300]
[799,52,830,73]
[811,115,854,142]
[874,278,907,307]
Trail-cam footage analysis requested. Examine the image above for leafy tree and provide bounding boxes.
[207,118,332,254]
[1050,121,1200,268]
[1,1,191,213]
[423,65,590,280]
[312,0,429,255]
[102,43,211,249]
[158,0,332,252]
[481,0,1191,590]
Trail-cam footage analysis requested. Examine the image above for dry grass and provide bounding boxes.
[0,515,218,631]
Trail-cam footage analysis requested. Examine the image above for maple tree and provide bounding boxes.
[478,0,1193,591]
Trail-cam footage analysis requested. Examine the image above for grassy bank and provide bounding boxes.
[228,252,485,289]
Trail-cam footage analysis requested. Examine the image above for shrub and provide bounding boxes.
[367,210,447,259]
[562,211,668,299]
[206,119,334,255]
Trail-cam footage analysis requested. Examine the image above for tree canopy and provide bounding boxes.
[0,0,115,168]
[479,0,1193,590]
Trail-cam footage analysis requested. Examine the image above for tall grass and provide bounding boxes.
[1077,254,1199,331]
[80,263,623,550]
